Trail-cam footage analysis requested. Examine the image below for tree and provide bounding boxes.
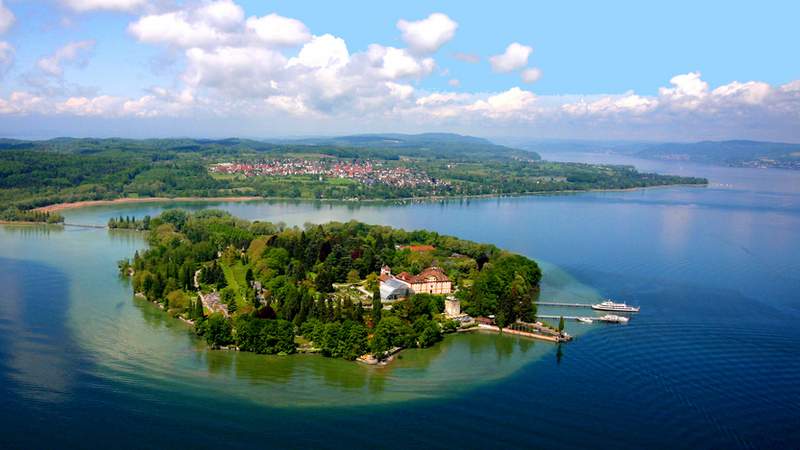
[346,269,361,284]
[354,301,365,324]
[192,298,205,319]
[558,316,565,333]
[199,313,233,348]
[315,263,335,293]
[371,289,382,325]
[370,317,415,357]
[365,273,379,293]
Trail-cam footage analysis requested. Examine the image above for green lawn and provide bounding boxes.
[220,260,251,309]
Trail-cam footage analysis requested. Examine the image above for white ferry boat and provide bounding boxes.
[599,314,630,323]
[591,300,640,313]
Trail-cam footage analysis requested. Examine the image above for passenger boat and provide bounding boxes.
[599,314,630,323]
[577,317,593,324]
[591,300,640,312]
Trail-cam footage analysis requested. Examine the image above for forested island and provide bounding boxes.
[119,209,543,361]
[0,134,707,221]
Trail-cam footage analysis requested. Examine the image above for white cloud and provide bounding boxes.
[416,92,470,107]
[562,93,657,116]
[711,81,771,105]
[448,78,460,87]
[246,13,311,47]
[61,0,148,12]
[489,42,532,73]
[658,71,708,109]
[0,91,45,114]
[468,87,536,117]
[521,67,541,83]
[183,46,286,96]
[129,1,245,48]
[0,0,14,34]
[37,40,96,77]
[288,34,348,69]
[366,44,435,79]
[397,13,457,54]
[57,95,122,115]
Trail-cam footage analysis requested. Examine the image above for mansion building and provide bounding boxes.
[379,265,452,301]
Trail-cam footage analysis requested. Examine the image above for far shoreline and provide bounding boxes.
[32,183,707,214]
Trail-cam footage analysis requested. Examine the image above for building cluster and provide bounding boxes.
[210,159,451,189]
[378,265,452,301]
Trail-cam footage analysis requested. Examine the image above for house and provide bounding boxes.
[396,266,452,295]
[380,266,453,299]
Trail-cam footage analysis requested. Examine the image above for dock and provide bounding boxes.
[537,315,629,323]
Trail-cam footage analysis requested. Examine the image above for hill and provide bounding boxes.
[636,140,800,169]
[0,133,540,161]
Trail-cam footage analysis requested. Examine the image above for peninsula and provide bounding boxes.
[0,134,708,223]
[119,209,547,361]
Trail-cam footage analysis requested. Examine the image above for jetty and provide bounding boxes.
[537,315,630,324]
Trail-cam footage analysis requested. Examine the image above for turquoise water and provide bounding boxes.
[1,155,799,448]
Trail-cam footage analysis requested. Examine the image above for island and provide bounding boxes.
[0,134,707,221]
[118,209,556,362]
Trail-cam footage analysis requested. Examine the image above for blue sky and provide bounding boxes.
[0,0,798,141]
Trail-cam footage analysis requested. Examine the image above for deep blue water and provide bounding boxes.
[1,154,798,449]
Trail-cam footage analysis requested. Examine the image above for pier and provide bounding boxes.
[537,315,629,323]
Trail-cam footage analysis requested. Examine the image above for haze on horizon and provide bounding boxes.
[0,0,798,142]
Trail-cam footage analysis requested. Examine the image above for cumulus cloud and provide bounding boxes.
[397,13,457,54]
[521,67,541,83]
[562,93,657,116]
[129,2,245,48]
[366,44,435,79]
[37,40,96,77]
[0,0,14,34]
[61,0,149,12]
[489,42,532,73]
[288,34,348,69]
[468,87,536,117]
[0,91,45,114]
[246,13,311,47]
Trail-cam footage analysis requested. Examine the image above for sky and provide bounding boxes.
[0,0,798,142]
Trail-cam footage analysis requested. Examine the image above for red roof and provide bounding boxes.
[396,267,450,284]
[400,245,435,252]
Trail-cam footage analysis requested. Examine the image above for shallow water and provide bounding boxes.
[1,154,798,448]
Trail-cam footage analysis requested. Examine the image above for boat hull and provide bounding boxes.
[591,305,640,313]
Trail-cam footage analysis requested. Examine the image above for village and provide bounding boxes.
[210,159,452,190]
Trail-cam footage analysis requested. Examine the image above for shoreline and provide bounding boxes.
[31,183,707,213]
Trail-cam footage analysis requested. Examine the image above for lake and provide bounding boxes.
[1,154,798,449]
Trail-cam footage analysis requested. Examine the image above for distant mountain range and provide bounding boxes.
[506,138,800,170]
[636,140,800,169]
[270,133,540,160]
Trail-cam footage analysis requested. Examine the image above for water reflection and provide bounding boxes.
[0,258,75,403]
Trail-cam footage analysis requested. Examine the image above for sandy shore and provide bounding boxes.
[33,196,263,213]
[31,183,707,214]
